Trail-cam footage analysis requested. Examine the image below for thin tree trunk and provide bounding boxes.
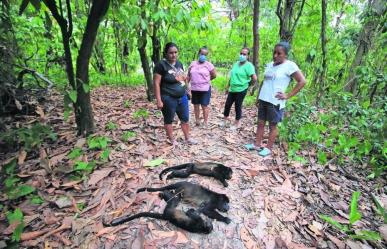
[138,0,154,101]
[345,0,385,94]
[122,41,129,74]
[317,0,327,88]
[151,0,161,66]
[276,0,306,43]
[75,0,110,135]
[250,0,260,95]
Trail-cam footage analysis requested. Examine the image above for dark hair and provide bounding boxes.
[241,47,250,55]
[163,42,178,58]
[275,41,291,55]
[198,46,208,55]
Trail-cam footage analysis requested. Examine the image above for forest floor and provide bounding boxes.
[0,86,386,249]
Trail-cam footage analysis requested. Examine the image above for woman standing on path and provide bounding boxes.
[246,42,306,157]
[187,46,217,127]
[222,47,257,129]
[153,42,197,145]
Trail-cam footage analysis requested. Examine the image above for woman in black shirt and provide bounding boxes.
[153,42,197,145]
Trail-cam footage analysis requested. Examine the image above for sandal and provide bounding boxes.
[244,144,263,151]
[185,138,198,145]
[258,147,272,157]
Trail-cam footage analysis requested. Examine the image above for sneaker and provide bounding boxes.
[258,147,271,157]
[185,138,198,145]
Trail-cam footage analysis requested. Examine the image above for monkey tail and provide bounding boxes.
[159,163,193,180]
[103,212,165,227]
[137,183,181,193]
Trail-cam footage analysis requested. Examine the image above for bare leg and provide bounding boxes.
[202,105,209,125]
[255,120,265,146]
[181,122,190,140]
[165,124,174,142]
[267,122,278,149]
[194,104,200,125]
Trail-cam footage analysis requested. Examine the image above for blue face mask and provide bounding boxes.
[199,54,207,63]
[239,54,247,62]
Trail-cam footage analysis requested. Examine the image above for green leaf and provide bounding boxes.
[30,195,44,205]
[319,214,350,233]
[68,147,82,160]
[349,191,362,225]
[371,195,387,223]
[6,208,23,223]
[144,158,165,168]
[350,230,381,241]
[68,90,77,103]
[99,149,110,161]
[317,150,327,165]
[64,110,71,121]
[7,185,35,200]
[5,176,20,189]
[4,158,17,175]
[6,208,24,242]
[82,83,90,93]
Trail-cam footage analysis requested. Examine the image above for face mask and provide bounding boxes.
[199,54,207,63]
[239,54,247,62]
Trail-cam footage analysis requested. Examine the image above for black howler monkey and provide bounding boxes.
[103,190,213,234]
[159,162,233,187]
[137,181,231,224]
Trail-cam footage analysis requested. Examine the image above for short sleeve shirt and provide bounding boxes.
[229,61,256,92]
[258,60,300,109]
[188,61,215,91]
[154,59,186,97]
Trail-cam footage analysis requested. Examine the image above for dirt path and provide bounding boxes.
[1,86,385,249]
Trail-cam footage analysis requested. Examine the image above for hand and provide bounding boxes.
[156,99,163,109]
[175,75,186,82]
[255,100,260,107]
[187,92,192,100]
[275,92,288,100]
[225,89,229,95]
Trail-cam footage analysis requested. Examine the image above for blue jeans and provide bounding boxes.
[161,94,189,124]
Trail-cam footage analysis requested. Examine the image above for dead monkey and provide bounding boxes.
[159,162,233,187]
[103,190,213,234]
[137,181,231,224]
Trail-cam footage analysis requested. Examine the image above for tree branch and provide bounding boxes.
[66,0,73,36]
[290,0,305,34]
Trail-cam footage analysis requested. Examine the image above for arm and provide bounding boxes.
[276,71,306,100]
[153,73,163,109]
[249,74,257,87]
[210,69,217,80]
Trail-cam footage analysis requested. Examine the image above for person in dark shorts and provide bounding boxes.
[153,42,197,145]
[187,46,216,127]
[246,42,306,157]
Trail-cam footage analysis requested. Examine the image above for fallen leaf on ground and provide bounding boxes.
[88,168,114,185]
[18,150,27,164]
[240,226,258,249]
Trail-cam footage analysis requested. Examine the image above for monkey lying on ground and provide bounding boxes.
[137,181,231,224]
[103,190,213,234]
[159,162,233,187]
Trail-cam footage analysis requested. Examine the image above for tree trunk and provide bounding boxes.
[0,0,16,85]
[138,0,154,101]
[250,0,260,95]
[93,37,106,74]
[122,41,129,74]
[316,0,327,88]
[137,30,154,101]
[345,0,385,94]
[75,0,110,135]
[151,0,161,66]
[276,0,306,43]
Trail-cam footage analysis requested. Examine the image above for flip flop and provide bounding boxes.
[258,147,271,157]
[244,144,263,151]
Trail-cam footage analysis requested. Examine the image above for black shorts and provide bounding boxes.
[258,100,284,124]
[191,87,211,106]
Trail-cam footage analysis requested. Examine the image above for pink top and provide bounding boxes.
[188,61,215,91]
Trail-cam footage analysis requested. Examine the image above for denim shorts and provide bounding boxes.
[258,100,284,124]
[161,94,189,124]
[191,87,211,106]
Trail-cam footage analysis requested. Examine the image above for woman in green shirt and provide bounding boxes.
[222,47,257,129]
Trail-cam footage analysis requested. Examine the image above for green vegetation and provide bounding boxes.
[320,191,381,241]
